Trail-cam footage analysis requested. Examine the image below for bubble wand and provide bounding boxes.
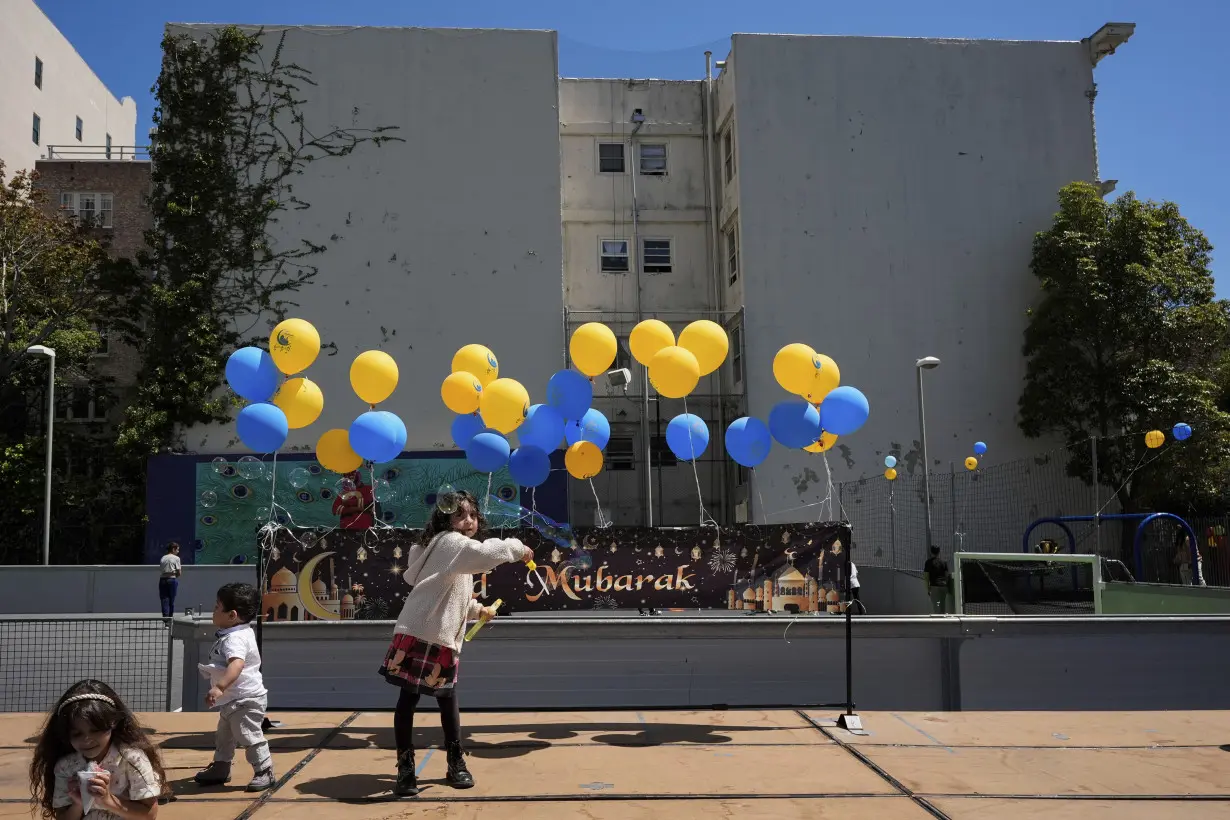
[464,598,502,641]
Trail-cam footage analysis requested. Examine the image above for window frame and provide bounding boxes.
[75,116,83,142]
[599,238,630,274]
[32,113,41,146]
[725,222,739,285]
[641,237,673,274]
[730,322,744,387]
[638,142,668,176]
[56,386,109,423]
[650,434,678,468]
[722,126,736,183]
[59,192,114,229]
[34,57,43,89]
[597,141,626,174]
[605,435,636,471]
[94,326,110,357]
[105,133,112,159]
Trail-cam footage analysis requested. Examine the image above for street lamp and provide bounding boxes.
[915,356,940,556]
[27,345,55,566]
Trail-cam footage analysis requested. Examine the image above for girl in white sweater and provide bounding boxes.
[378,489,533,797]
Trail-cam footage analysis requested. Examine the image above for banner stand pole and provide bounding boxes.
[837,530,862,731]
[255,535,278,731]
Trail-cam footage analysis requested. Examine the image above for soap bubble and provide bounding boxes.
[373,479,396,504]
[199,490,217,509]
[256,506,271,522]
[289,467,311,489]
[211,457,229,475]
[237,455,264,481]
[436,483,459,514]
[335,477,357,496]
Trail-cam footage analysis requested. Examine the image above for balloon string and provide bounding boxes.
[268,451,279,524]
[753,467,768,525]
[682,397,718,528]
[588,478,609,528]
[483,473,493,516]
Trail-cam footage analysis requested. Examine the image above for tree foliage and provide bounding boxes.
[1019,181,1230,514]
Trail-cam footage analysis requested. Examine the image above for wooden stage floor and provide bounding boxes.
[3,709,1229,819]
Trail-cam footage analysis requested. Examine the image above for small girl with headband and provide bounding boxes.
[30,679,168,819]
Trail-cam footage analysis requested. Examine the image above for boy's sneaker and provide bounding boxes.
[246,769,276,792]
[193,762,231,786]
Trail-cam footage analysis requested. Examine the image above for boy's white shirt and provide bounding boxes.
[206,623,267,705]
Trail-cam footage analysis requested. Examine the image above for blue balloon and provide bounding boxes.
[546,369,593,422]
[349,410,407,464]
[518,404,566,452]
[820,386,870,437]
[885,455,897,469]
[768,400,823,449]
[467,431,510,473]
[726,417,772,468]
[565,408,611,450]
[508,445,551,487]
[1173,423,1193,442]
[666,414,710,462]
[973,440,988,455]
[451,414,486,449]
[236,403,288,453]
[225,347,279,403]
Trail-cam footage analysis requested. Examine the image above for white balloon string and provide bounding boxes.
[681,397,718,528]
[588,478,609,528]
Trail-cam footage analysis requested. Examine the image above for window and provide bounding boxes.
[598,142,625,173]
[606,436,635,471]
[105,133,112,159]
[642,238,672,274]
[730,323,744,385]
[59,192,114,228]
[75,116,83,142]
[32,113,40,145]
[722,126,736,183]
[94,326,110,356]
[34,57,43,89]
[639,143,667,175]
[600,239,629,273]
[725,224,739,284]
[651,434,677,468]
[56,387,109,423]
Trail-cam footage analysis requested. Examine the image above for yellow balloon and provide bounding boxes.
[629,319,675,366]
[802,353,841,403]
[269,318,321,375]
[570,322,617,378]
[316,428,361,474]
[479,378,530,435]
[678,320,729,377]
[1144,430,1165,449]
[965,456,978,471]
[350,350,399,405]
[453,344,499,388]
[441,371,482,414]
[804,432,838,453]
[648,345,700,399]
[885,467,898,481]
[565,440,603,479]
[273,377,324,430]
[773,343,818,395]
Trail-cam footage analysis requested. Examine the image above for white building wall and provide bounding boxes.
[173,25,564,455]
[0,0,137,174]
[726,34,1099,521]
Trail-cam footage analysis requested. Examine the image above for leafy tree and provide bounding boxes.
[1019,181,1230,517]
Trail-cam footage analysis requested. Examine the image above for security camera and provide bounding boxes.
[605,368,632,389]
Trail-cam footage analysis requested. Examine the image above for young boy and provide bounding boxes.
[194,582,275,791]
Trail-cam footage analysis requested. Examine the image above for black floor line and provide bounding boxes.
[798,711,951,820]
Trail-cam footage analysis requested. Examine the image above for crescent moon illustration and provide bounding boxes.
[674,546,683,555]
[297,551,340,621]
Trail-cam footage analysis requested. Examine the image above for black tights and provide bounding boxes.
[394,688,461,752]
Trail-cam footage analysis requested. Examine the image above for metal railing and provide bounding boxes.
[44,145,150,161]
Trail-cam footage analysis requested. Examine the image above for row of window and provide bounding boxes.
[597,226,739,285]
[597,141,668,176]
[59,192,115,228]
[31,113,112,155]
[56,387,110,423]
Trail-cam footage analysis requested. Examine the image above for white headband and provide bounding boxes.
[59,694,116,713]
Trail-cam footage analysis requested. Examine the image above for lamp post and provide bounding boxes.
[915,356,940,556]
[27,345,56,565]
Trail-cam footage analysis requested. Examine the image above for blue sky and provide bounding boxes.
[36,0,1228,290]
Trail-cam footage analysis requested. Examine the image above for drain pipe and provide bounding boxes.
[630,109,652,527]
[703,51,728,524]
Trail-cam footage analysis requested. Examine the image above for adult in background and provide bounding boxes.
[159,542,182,618]
[923,546,950,614]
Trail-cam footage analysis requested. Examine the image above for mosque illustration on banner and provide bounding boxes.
[727,543,846,614]
[262,550,358,622]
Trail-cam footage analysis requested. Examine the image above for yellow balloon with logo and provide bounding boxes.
[804,432,838,453]
[565,440,603,479]
[965,456,978,471]
[441,371,482,414]
[885,467,898,481]
[273,377,324,429]
[453,344,499,388]
[350,350,399,405]
[629,319,675,366]
[802,353,841,403]
[269,318,321,375]
[678,320,729,377]
[1144,430,1165,449]
[316,428,362,474]
[773,343,818,395]
[479,378,530,434]
[648,345,700,399]
[570,322,618,378]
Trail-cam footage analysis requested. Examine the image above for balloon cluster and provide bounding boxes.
[884,454,898,481]
[725,342,869,469]
[1145,422,1193,450]
[965,441,987,471]
[224,319,324,453]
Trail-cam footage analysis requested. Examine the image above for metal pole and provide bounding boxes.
[917,367,934,554]
[949,462,957,554]
[42,354,55,565]
[843,543,854,716]
[1091,435,1100,556]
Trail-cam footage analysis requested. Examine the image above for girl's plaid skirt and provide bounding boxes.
[377,632,459,696]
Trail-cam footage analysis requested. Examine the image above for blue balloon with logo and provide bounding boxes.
[508,445,551,487]
[466,431,510,473]
[666,413,709,462]
[973,441,988,455]
[546,369,592,422]
[726,417,772,467]
[451,414,486,449]
[349,410,407,464]
[565,408,611,450]
[1173,423,1193,441]
[518,404,566,452]
[819,386,870,436]
[769,400,822,449]
[225,347,280,403]
[237,402,289,452]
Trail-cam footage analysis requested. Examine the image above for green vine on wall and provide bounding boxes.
[119,26,401,462]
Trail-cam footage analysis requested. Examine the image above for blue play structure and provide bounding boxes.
[1021,513,1201,583]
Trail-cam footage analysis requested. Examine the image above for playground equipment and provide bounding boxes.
[1021,513,1202,584]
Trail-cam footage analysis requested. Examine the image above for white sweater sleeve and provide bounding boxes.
[440,531,529,574]
[466,598,484,621]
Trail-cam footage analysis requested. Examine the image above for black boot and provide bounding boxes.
[394,749,419,797]
[445,741,474,789]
